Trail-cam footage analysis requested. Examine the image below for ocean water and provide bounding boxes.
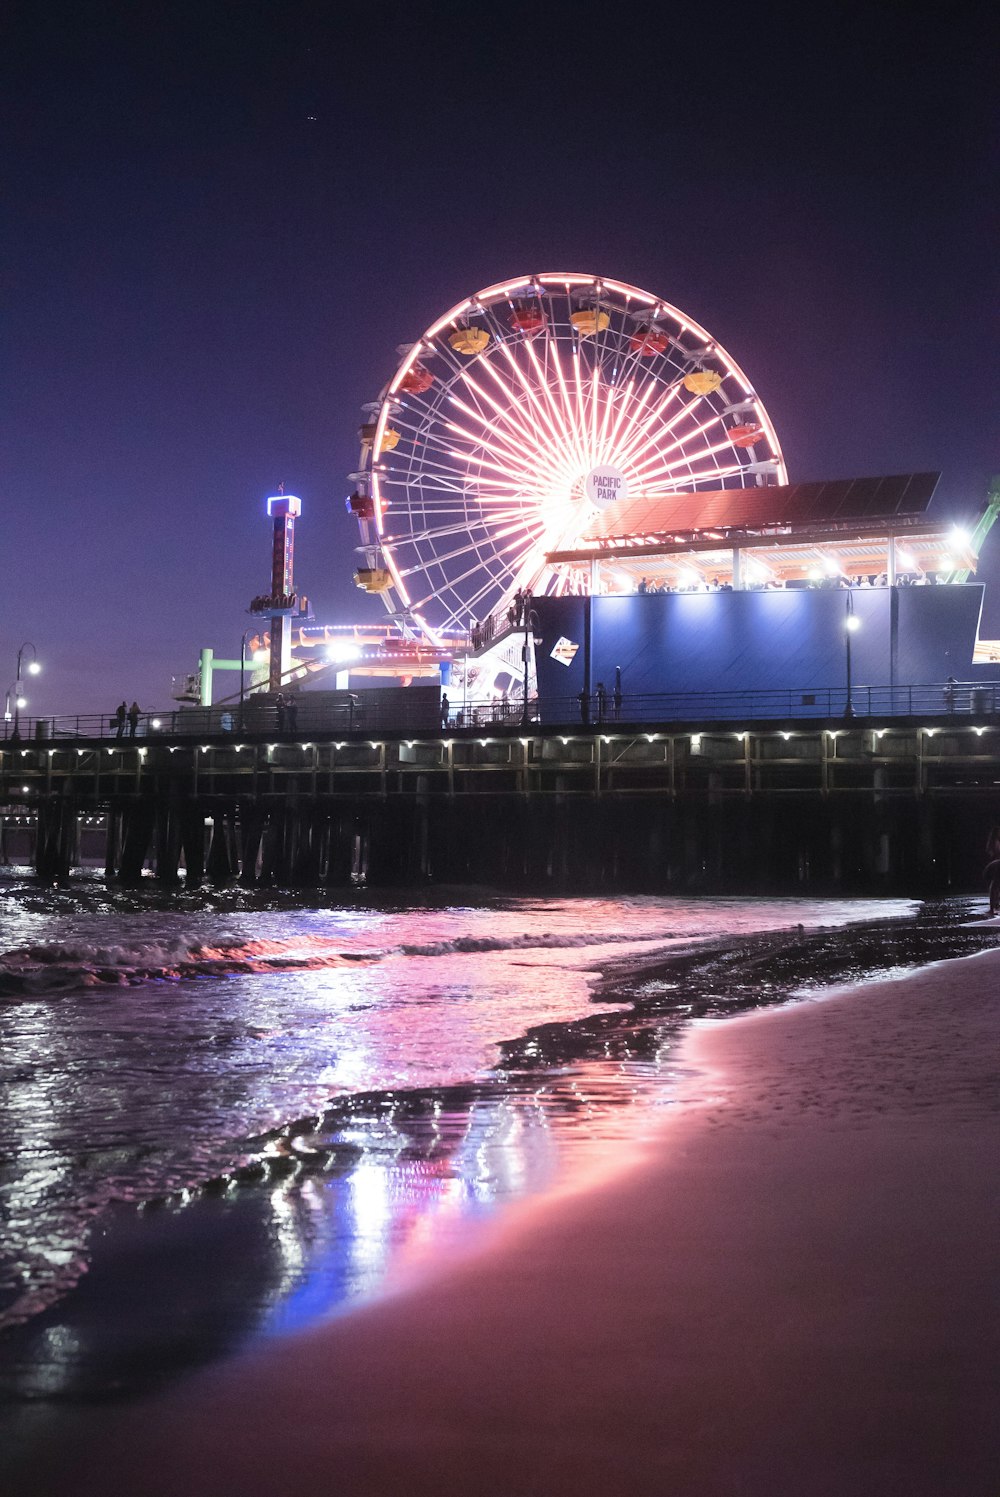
[4,877,989,1416]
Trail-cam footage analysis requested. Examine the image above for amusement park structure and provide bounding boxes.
[12,273,1000,895]
[348,272,787,639]
[181,273,998,712]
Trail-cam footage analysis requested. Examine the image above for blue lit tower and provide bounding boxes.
[250,492,302,692]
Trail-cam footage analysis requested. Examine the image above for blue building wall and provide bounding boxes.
[532,586,994,721]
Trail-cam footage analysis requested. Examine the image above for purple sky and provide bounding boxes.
[4,2,996,715]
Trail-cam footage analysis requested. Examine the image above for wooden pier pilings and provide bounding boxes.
[1,719,997,895]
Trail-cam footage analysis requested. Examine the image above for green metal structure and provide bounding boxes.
[947,475,1000,583]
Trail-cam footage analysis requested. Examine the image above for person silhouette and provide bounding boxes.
[985,825,1000,916]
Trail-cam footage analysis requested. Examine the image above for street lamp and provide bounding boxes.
[239,629,253,727]
[844,593,860,719]
[239,634,270,727]
[464,618,471,729]
[521,591,538,728]
[6,642,40,740]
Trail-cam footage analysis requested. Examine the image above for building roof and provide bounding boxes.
[583,473,940,545]
[541,472,984,589]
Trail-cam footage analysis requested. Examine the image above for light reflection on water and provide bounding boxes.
[0,889,916,1401]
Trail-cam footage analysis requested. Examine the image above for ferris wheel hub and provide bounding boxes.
[586,466,629,510]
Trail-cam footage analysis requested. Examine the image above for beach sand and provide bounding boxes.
[19,947,1000,1496]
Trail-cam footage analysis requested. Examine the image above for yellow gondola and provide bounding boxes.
[570,307,609,337]
[682,370,723,395]
[449,326,490,356]
[354,568,393,593]
[359,423,401,454]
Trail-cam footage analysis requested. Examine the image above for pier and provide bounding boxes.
[3,694,999,893]
[7,470,1000,896]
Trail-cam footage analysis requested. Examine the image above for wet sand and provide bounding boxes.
[19,946,1000,1496]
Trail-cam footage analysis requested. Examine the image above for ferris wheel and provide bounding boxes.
[348,273,787,641]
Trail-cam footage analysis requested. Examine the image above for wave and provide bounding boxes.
[0,926,686,999]
[398,929,680,956]
[0,935,379,998]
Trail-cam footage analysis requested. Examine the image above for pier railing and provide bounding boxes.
[4,679,998,744]
[539,680,1000,729]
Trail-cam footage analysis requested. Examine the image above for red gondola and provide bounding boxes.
[728,423,764,448]
[400,363,434,394]
[629,325,669,356]
[346,492,376,519]
[510,302,546,335]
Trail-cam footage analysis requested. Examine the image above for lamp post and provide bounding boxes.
[239,633,269,728]
[844,593,860,719]
[6,642,40,740]
[239,629,253,728]
[464,619,470,729]
[521,591,537,728]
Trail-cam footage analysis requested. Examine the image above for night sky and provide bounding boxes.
[5,1,996,715]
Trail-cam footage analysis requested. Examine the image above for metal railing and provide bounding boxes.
[535,680,1000,728]
[3,680,999,746]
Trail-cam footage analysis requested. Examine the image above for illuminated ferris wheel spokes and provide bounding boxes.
[349,274,786,635]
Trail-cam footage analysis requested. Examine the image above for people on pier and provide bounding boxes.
[985,825,1000,916]
[275,692,287,732]
[440,692,450,727]
[595,681,607,723]
[616,568,968,599]
[115,701,127,738]
[127,702,140,738]
[577,688,590,724]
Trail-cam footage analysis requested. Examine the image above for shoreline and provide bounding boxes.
[3,899,958,1374]
[14,941,1000,1495]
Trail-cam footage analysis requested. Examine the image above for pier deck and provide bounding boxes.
[3,705,999,893]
